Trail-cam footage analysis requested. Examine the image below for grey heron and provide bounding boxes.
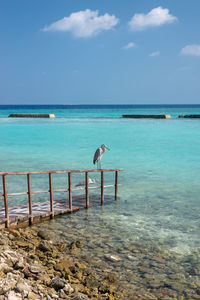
[93,144,110,169]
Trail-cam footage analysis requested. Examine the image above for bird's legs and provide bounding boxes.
[97,160,101,170]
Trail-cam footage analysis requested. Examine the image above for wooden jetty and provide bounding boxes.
[8,114,55,118]
[0,168,123,229]
[122,114,171,119]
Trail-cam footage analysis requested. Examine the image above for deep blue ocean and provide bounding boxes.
[0,105,200,298]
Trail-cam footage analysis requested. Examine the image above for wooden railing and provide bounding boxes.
[0,169,123,228]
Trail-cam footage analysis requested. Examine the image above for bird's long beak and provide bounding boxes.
[105,146,110,150]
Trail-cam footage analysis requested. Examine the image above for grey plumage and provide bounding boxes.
[93,147,103,164]
[93,144,110,169]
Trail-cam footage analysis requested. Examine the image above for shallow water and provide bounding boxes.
[1,105,200,298]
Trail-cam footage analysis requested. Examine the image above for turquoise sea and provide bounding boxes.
[1,105,200,298]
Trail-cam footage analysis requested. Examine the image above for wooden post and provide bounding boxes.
[85,172,89,208]
[49,173,54,218]
[68,172,72,212]
[2,175,9,228]
[115,171,118,200]
[101,171,104,205]
[27,174,33,225]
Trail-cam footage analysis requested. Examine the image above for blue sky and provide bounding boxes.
[0,0,200,104]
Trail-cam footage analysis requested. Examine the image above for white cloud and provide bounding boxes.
[122,42,136,49]
[42,9,119,38]
[149,51,160,57]
[129,6,178,31]
[181,45,200,56]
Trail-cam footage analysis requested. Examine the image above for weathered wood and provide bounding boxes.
[53,188,69,193]
[7,192,28,196]
[115,171,118,200]
[8,114,55,118]
[88,185,101,190]
[2,175,9,228]
[85,172,89,208]
[122,114,171,119]
[0,194,116,229]
[101,171,104,205]
[27,174,33,225]
[0,168,123,228]
[49,173,54,218]
[2,184,121,196]
[68,173,72,212]
[0,168,123,176]
[32,190,49,194]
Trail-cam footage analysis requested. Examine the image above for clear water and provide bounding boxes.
[1,105,200,298]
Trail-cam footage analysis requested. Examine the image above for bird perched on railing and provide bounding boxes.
[93,144,110,169]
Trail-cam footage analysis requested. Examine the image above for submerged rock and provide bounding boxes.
[55,243,66,252]
[37,230,51,240]
[105,273,116,283]
[151,256,165,263]
[69,241,83,253]
[104,254,122,262]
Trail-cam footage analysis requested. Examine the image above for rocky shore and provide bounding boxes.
[1,222,200,300]
[0,227,124,300]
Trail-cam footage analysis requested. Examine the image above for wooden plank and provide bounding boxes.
[0,194,116,229]
[101,171,104,205]
[32,190,49,194]
[0,168,123,176]
[53,188,69,192]
[2,185,121,195]
[7,192,28,196]
[115,171,118,200]
[49,173,54,218]
[85,172,89,208]
[27,174,33,225]
[88,185,101,190]
[0,168,123,229]
[68,173,72,212]
[2,175,9,228]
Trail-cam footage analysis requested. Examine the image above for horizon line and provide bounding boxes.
[1,104,200,106]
